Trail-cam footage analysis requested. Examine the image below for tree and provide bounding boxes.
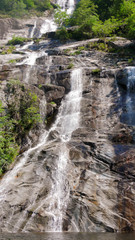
[70,0,97,25]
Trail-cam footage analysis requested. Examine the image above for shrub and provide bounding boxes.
[56,27,71,41]
[67,63,74,69]
[0,101,19,175]
[6,81,41,144]
[7,36,28,46]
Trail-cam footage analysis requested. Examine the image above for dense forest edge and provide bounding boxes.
[0,0,54,17]
[0,0,135,175]
[55,0,135,40]
[0,0,135,39]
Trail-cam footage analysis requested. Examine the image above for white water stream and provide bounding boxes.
[16,0,76,83]
[23,68,82,232]
[57,0,75,14]
[45,68,83,231]
[38,0,75,36]
[39,19,57,38]
[29,21,37,38]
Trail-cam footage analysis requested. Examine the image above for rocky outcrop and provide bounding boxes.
[0,16,52,45]
[0,38,135,233]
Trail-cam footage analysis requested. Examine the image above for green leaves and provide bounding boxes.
[7,35,28,46]
[54,7,70,27]
[0,100,18,175]
[70,0,97,26]
[0,82,42,176]
[0,0,53,17]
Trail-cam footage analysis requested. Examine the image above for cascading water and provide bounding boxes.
[38,0,75,36]
[17,49,47,83]
[39,19,57,38]
[29,21,37,38]
[17,0,76,83]
[120,67,135,126]
[126,67,135,90]
[57,0,75,14]
[25,68,82,232]
[44,68,83,231]
[0,67,83,232]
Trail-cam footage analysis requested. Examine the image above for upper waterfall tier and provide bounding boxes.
[57,0,75,14]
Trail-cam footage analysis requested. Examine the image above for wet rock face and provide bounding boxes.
[116,69,129,88]
[0,17,50,44]
[41,84,65,103]
[0,39,135,233]
[117,67,135,90]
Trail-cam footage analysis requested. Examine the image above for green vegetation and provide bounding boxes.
[56,26,71,41]
[6,80,41,143]
[54,6,69,27]
[0,101,18,175]
[67,63,74,69]
[0,46,16,55]
[86,40,112,52]
[50,101,56,105]
[91,68,101,74]
[1,0,134,39]
[128,58,134,64]
[7,36,30,46]
[0,0,53,17]
[0,81,42,175]
[54,0,135,41]
[8,59,17,64]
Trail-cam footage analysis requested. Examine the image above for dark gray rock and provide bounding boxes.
[40,84,65,103]
[116,68,128,88]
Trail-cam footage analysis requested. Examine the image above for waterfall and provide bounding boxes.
[118,67,135,126]
[38,0,75,37]
[57,0,75,14]
[25,68,82,232]
[29,21,37,38]
[125,67,135,125]
[45,68,83,231]
[18,68,83,232]
[39,19,57,37]
[0,68,83,232]
[126,67,135,90]
[55,68,83,142]
[17,50,47,83]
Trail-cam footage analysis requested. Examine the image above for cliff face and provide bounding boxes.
[0,16,50,45]
[0,34,135,233]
